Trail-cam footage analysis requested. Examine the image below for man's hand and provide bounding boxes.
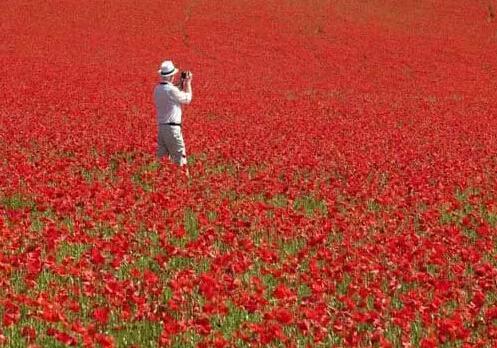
[183,71,193,100]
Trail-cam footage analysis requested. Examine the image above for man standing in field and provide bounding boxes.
[154,60,193,168]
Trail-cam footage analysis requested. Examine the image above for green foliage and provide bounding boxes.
[279,237,306,258]
[211,302,261,339]
[112,321,162,347]
[366,198,382,213]
[207,210,217,222]
[56,242,88,264]
[184,208,199,240]
[337,273,352,296]
[1,193,35,210]
[9,270,26,294]
[385,323,402,347]
[134,255,160,273]
[186,152,208,166]
[410,318,424,347]
[170,330,202,348]
[269,194,288,208]
[206,162,237,176]
[167,256,195,271]
[391,296,403,310]
[221,189,238,201]
[294,195,328,217]
[298,283,312,299]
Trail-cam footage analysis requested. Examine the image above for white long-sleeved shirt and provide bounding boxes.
[153,82,192,124]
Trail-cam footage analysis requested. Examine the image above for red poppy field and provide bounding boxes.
[1,0,497,347]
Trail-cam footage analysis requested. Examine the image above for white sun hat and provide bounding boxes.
[158,60,178,77]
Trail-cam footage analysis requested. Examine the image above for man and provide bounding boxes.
[154,60,193,168]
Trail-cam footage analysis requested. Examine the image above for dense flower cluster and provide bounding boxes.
[1,0,497,346]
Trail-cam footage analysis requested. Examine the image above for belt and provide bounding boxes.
[161,122,182,127]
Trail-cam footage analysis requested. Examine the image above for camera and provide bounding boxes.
[181,71,187,79]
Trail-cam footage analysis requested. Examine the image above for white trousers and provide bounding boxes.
[157,125,187,165]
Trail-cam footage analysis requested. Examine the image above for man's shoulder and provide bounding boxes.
[155,83,177,92]
[160,83,181,92]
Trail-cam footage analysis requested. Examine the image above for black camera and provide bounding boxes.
[181,71,188,79]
